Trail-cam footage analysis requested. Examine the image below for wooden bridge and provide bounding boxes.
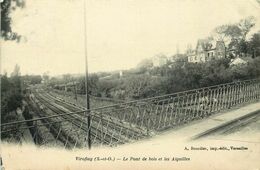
[1,78,260,149]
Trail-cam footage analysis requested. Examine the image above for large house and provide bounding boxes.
[187,40,226,63]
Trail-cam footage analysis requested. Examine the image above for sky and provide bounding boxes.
[1,0,260,76]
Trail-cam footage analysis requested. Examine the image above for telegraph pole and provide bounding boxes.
[0,0,4,168]
[73,79,77,101]
[83,0,91,149]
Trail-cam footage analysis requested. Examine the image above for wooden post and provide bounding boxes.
[83,0,91,149]
[0,156,3,170]
[34,121,39,144]
[100,113,104,145]
[73,80,77,101]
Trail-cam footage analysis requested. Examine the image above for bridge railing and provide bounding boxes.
[1,109,92,149]
[1,79,260,148]
[91,78,260,133]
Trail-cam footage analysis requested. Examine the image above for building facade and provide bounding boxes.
[187,40,226,63]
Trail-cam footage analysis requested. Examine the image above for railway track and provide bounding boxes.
[34,92,127,145]
[44,91,148,137]
[32,90,148,146]
[27,98,78,148]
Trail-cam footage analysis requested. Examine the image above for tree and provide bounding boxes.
[236,39,249,56]
[10,64,21,77]
[212,16,256,56]
[213,25,229,42]
[247,57,260,78]
[1,65,23,126]
[42,72,50,83]
[30,75,42,84]
[238,16,256,40]
[76,74,100,95]
[136,58,153,73]
[10,64,22,93]
[248,32,260,58]
[21,75,42,85]
[1,0,25,41]
[62,74,71,83]
[124,75,153,99]
[1,73,11,92]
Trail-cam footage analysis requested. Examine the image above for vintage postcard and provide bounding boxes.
[0,0,260,169]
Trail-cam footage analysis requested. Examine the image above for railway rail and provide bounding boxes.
[27,96,85,148]
[191,109,260,139]
[33,90,148,147]
[34,92,127,146]
[43,91,149,137]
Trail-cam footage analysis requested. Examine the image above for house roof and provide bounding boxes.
[186,39,226,57]
[230,57,253,65]
[195,39,226,52]
[196,39,214,51]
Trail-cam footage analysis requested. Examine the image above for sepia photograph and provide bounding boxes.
[0,0,260,169]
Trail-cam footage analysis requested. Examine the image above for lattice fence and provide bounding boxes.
[1,79,260,149]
